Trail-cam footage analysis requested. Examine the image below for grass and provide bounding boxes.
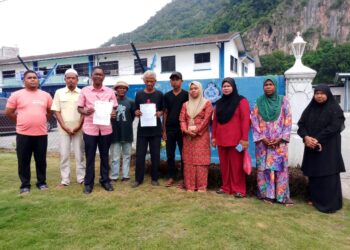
[0,152,349,250]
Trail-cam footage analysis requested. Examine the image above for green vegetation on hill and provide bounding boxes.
[257,40,350,83]
[102,0,283,46]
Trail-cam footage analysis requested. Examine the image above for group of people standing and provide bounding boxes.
[5,68,345,214]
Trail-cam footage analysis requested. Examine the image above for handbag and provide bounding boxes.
[243,150,252,175]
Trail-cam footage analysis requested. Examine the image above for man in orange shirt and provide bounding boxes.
[6,70,53,194]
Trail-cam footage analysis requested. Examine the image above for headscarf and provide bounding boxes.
[298,84,345,136]
[256,75,283,122]
[216,77,244,124]
[187,81,208,119]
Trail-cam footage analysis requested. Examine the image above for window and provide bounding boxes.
[2,70,15,79]
[134,58,147,74]
[241,62,245,76]
[39,67,49,76]
[161,56,175,72]
[56,64,71,74]
[334,95,341,104]
[230,56,238,73]
[73,63,89,76]
[194,53,210,64]
[99,61,119,76]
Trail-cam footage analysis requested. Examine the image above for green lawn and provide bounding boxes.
[0,152,349,250]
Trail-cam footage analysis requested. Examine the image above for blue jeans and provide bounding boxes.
[110,142,132,180]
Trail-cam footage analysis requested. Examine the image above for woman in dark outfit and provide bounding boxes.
[297,84,346,213]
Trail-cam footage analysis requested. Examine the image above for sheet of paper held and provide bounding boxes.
[93,101,113,125]
[140,103,157,127]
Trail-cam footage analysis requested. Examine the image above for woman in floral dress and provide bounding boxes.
[180,81,213,192]
[251,76,293,205]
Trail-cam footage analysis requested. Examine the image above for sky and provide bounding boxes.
[0,0,172,56]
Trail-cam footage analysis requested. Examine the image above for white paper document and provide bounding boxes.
[140,103,157,127]
[93,101,114,125]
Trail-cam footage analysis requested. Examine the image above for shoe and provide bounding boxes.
[151,180,160,186]
[216,189,225,194]
[78,180,84,185]
[110,179,118,182]
[102,183,114,192]
[20,187,30,195]
[38,184,49,191]
[131,181,140,188]
[83,186,92,194]
[121,177,130,182]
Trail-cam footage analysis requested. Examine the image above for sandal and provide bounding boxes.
[234,192,246,198]
[177,181,185,189]
[263,198,274,205]
[165,179,174,187]
[283,198,294,207]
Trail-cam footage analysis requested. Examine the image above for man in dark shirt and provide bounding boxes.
[133,70,163,188]
[110,81,135,182]
[163,71,188,187]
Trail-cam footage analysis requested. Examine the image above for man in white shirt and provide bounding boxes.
[51,68,85,187]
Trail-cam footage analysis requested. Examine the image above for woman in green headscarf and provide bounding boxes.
[251,76,293,206]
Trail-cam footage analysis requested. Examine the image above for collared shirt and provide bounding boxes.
[77,85,118,136]
[6,88,52,136]
[51,86,82,135]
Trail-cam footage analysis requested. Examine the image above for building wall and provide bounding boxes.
[1,42,256,89]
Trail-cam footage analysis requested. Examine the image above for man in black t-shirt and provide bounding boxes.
[163,71,188,187]
[133,70,163,188]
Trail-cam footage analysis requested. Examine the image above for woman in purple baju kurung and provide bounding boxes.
[251,76,293,205]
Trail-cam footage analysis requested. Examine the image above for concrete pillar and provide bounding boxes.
[284,33,317,167]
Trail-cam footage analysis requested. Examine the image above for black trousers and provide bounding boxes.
[135,135,161,183]
[16,134,47,189]
[83,133,111,188]
[166,130,184,179]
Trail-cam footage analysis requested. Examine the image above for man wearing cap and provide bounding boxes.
[110,81,135,182]
[163,71,188,187]
[51,68,85,188]
[77,66,118,194]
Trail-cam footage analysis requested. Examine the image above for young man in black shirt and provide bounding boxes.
[133,70,163,188]
[163,71,188,187]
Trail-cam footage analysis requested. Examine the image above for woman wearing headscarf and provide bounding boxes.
[179,81,213,192]
[297,84,345,213]
[212,77,250,198]
[251,76,293,205]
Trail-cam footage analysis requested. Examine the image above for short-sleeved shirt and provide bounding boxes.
[77,85,118,136]
[51,87,81,135]
[6,88,53,136]
[111,96,135,143]
[164,89,188,132]
[135,90,163,137]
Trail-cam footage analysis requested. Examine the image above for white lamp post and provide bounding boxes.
[291,32,307,66]
[284,32,316,167]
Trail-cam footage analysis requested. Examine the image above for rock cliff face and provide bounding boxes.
[245,0,350,55]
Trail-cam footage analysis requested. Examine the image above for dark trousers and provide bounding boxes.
[135,135,161,183]
[16,134,48,189]
[83,133,111,188]
[166,130,184,179]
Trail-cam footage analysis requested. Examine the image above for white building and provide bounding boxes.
[0,32,255,92]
